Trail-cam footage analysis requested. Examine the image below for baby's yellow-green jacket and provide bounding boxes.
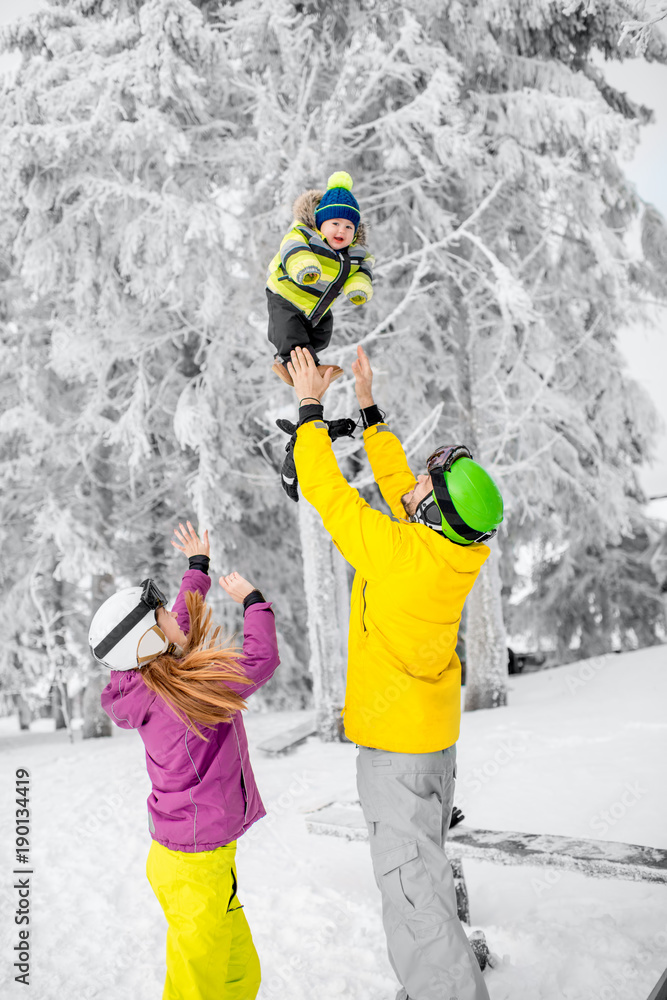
[267,222,374,326]
[294,419,490,753]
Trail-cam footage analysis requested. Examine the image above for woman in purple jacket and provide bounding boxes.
[90,522,279,1000]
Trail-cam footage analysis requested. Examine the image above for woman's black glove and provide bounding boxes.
[276,417,356,502]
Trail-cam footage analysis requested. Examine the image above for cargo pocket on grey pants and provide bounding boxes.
[375,841,437,920]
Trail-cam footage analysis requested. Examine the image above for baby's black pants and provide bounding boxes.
[266,289,334,364]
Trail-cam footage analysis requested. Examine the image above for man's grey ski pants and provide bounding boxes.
[356,744,490,1000]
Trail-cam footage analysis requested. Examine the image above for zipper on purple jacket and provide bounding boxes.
[232,718,249,828]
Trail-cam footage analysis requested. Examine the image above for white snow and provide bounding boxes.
[1,646,666,1000]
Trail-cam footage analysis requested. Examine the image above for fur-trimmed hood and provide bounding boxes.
[292,189,369,247]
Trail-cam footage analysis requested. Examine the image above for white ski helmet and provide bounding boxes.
[89,579,171,671]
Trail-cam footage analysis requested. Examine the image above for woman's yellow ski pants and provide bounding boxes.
[146,839,261,1000]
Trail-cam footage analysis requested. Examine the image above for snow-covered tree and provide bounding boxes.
[513,516,666,660]
[0,275,89,727]
[0,0,313,728]
[3,0,665,736]
[225,0,666,711]
[297,500,348,739]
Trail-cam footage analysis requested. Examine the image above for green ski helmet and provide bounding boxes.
[414,445,504,545]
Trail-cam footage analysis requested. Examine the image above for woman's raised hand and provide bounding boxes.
[171,521,210,558]
[219,572,256,604]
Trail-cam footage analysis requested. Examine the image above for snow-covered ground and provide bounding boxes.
[1,646,666,1000]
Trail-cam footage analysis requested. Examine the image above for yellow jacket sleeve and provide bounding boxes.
[279,226,321,285]
[343,271,373,305]
[343,249,374,304]
[294,420,408,580]
[363,423,417,519]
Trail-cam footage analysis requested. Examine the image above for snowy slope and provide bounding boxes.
[1,646,666,1000]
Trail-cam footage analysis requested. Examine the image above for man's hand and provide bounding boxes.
[351,345,374,408]
[219,572,256,604]
[286,346,333,403]
[171,521,210,558]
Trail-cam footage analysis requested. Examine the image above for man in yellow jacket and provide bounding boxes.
[287,346,503,1000]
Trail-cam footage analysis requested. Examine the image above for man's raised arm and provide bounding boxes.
[287,347,408,581]
[351,346,417,520]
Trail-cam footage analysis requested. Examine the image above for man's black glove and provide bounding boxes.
[276,418,299,502]
[276,417,356,502]
[326,417,357,441]
[449,805,465,829]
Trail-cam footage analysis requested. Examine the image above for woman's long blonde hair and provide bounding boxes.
[140,591,249,740]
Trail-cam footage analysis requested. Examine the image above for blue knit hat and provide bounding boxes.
[314,171,360,231]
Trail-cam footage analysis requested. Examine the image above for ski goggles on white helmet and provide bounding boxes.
[89,578,170,671]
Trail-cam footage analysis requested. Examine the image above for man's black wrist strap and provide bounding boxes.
[298,402,324,427]
[361,404,385,429]
[243,589,266,611]
[188,555,210,574]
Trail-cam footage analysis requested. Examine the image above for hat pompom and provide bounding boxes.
[327,171,353,191]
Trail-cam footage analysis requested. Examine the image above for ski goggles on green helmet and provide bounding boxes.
[426,444,498,544]
[426,444,473,474]
[92,578,168,662]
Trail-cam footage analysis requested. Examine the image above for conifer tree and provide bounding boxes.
[226,0,666,710]
[515,516,666,661]
[0,0,310,729]
[3,0,665,734]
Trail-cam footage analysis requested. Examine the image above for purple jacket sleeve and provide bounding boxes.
[101,668,157,730]
[171,568,211,634]
[228,603,280,698]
